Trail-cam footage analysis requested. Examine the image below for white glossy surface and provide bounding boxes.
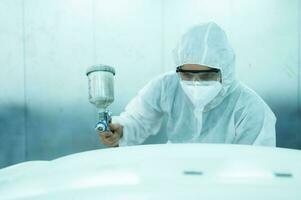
[0,144,301,200]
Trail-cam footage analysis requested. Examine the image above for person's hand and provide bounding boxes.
[99,123,123,147]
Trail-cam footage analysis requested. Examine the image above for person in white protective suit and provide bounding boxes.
[99,22,276,147]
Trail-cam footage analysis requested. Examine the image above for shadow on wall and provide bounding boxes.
[0,103,103,169]
[273,105,301,149]
[0,104,26,168]
[0,102,300,169]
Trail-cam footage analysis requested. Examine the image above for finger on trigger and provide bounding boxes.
[101,131,113,137]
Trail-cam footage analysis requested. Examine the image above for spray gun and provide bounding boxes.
[86,64,115,133]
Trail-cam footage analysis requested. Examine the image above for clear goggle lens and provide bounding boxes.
[178,72,221,82]
[176,66,221,82]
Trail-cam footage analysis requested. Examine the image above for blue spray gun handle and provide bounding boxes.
[95,111,112,133]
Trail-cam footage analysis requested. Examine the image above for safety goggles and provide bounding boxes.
[176,66,221,82]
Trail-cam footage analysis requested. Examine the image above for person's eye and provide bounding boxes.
[201,77,211,81]
[182,73,193,79]
[199,73,217,80]
[198,74,209,79]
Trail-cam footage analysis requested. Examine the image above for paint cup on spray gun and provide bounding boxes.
[86,64,115,133]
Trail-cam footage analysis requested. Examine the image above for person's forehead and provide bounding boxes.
[181,64,212,71]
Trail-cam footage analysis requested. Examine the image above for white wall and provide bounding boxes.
[0,0,300,168]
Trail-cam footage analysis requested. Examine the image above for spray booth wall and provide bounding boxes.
[0,0,300,168]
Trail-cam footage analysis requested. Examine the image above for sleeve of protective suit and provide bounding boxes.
[234,99,276,146]
[112,75,166,146]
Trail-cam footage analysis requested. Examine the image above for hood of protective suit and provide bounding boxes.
[173,22,238,111]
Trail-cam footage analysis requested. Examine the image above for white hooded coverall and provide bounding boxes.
[113,22,276,147]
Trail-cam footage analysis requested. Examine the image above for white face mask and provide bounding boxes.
[180,80,222,108]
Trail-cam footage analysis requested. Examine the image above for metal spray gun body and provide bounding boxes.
[86,65,115,133]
